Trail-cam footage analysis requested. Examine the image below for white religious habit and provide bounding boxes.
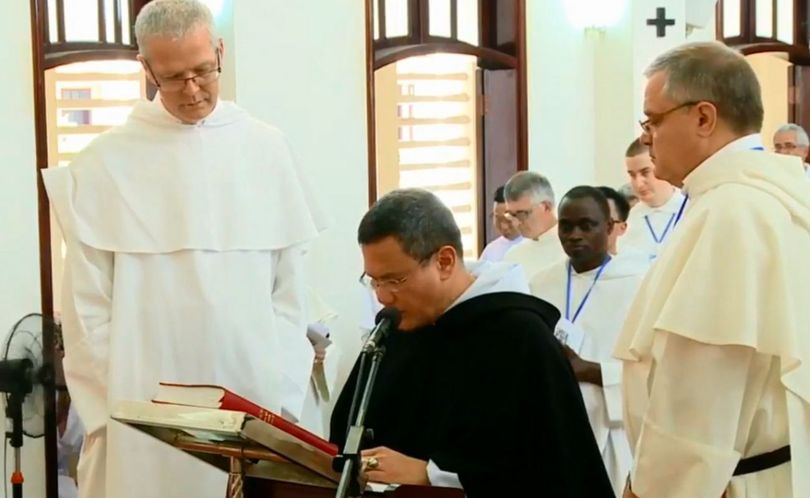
[299,288,341,437]
[614,134,810,498]
[503,226,565,281]
[530,251,646,496]
[57,404,84,498]
[479,234,523,262]
[43,96,328,498]
[619,188,686,261]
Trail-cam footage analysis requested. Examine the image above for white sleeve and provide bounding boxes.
[59,239,114,435]
[600,360,623,425]
[273,245,314,421]
[630,332,752,498]
[426,460,464,490]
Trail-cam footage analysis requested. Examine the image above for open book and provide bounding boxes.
[152,382,338,456]
[112,400,464,496]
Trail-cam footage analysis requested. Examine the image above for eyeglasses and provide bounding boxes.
[143,49,222,93]
[774,143,799,152]
[638,101,701,134]
[508,202,548,222]
[359,256,433,293]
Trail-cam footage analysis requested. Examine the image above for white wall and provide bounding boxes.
[526,0,597,198]
[0,1,47,497]
[591,0,717,191]
[229,0,370,424]
[592,5,637,189]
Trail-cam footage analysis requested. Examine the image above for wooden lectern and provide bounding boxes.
[112,401,463,498]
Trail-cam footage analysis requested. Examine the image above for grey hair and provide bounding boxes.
[358,189,463,261]
[504,171,555,205]
[135,0,217,56]
[775,123,810,146]
[645,41,763,134]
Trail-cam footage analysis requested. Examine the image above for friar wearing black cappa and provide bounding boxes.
[330,188,613,497]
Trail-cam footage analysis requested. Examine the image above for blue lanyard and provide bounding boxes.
[644,213,676,244]
[674,195,689,226]
[565,256,611,323]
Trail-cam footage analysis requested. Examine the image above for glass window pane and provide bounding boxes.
[384,0,409,38]
[58,134,99,153]
[405,124,466,141]
[457,0,479,45]
[407,102,467,119]
[777,0,794,44]
[397,53,470,73]
[56,59,142,74]
[723,0,741,38]
[373,0,380,39]
[429,0,452,38]
[64,0,100,42]
[121,0,132,44]
[399,145,468,165]
[59,109,91,126]
[400,167,472,188]
[48,0,59,42]
[755,0,773,38]
[105,0,116,42]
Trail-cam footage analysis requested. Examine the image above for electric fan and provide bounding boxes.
[1,313,56,498]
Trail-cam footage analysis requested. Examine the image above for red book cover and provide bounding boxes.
[153,382,338,456]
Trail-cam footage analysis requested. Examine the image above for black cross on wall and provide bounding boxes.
[647,7,676,37]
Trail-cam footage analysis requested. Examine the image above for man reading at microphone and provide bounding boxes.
[330,189,613,497]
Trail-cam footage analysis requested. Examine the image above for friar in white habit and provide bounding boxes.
[616,41,810,498]
[42,1,327,497]
[531,186,646,496]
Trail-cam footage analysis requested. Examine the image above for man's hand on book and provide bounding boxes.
[361,446,429,486]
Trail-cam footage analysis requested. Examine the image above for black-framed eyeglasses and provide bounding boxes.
[143,48,222,92]
[638,101,701,134]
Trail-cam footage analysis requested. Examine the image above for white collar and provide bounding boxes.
[682,134,765,195]
[714,133,764,155]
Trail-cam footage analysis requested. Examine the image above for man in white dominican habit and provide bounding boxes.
[42,1,327,497]
[531,186,645,497]
[620,138,686,261]
[772,123,810,178]
[616,41,810,498]
[502,171,566,281]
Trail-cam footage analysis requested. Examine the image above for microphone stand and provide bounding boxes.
[333,339,388,498]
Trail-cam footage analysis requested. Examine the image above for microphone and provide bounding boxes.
[363,307,401,352]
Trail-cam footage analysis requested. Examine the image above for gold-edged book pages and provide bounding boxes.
[111,400,340,488]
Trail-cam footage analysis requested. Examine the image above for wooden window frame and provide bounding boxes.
[365,0,528,210]
[717,0,810,63]
[29,2,151,497]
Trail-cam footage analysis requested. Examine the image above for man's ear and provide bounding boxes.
[137,55,158,86]
[695,101,719,138]
[435,245,459,279]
